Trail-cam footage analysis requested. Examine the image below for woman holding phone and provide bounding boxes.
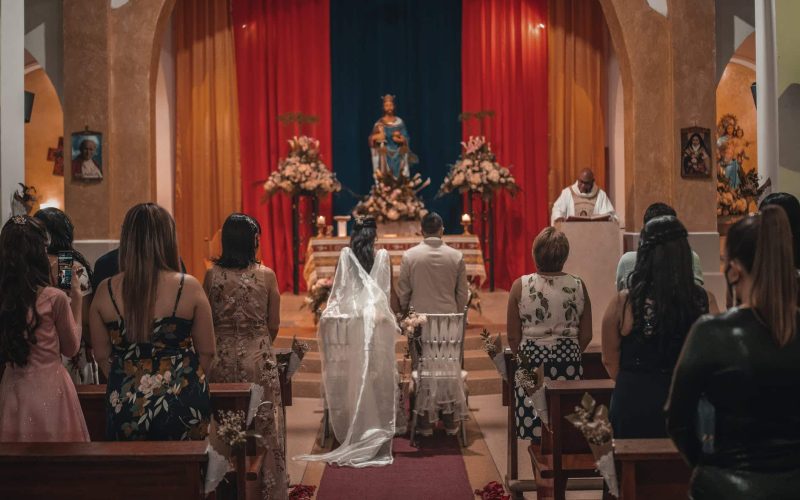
[34,207,98,384]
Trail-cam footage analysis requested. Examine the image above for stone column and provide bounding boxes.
[755,0,779,189]
[1,0,26,221]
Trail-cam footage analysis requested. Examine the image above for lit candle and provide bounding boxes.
[316,215,326,226]
[461,213,471,224]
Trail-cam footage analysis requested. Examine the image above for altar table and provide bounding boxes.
[304,235,487,287]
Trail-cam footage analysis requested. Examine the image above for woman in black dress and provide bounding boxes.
[666,206,800,499]
[601,215,718,438]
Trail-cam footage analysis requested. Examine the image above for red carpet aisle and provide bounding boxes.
[315,435,474,500]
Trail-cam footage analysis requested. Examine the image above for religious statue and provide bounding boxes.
[369,95,417,178]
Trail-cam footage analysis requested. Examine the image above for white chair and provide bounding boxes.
[409,312,469,446]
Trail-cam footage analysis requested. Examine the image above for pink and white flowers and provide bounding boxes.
[263,136,341,197]
[354,170,428,222]
[439,136,518,198]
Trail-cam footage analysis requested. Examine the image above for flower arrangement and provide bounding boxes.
[302,277,332,324]
[565,393,618,497]
[215,410,257,451]
[263,136,341,197]
[289,484,317,500]
[275,336,311,380]
[399,308,427,339]
[354,169,429,222]
[480,329,506,379]
[438,136,519,199]
[474,481,510,500]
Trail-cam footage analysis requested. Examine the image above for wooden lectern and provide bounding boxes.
[558,220,622,347]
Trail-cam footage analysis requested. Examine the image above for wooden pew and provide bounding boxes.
[502,346,610,499]
[76,383,252,441]
[0,441,207,500]
[582,344,610,380]
[77,383,252,500]
[613,439,690,500]
[530,378,616,500]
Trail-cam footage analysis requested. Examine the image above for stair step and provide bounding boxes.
[288,367,502,398]
[297,349,497,374]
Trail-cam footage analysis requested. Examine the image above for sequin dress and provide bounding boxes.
[204,264,287,500]
[0,287,90,442]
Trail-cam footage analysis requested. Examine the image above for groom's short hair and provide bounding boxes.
[421,212,443,236]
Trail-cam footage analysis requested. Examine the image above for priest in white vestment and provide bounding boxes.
[551,168,617,224]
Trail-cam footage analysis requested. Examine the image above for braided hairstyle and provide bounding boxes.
[628,216,706,366]
[350,216,378,273]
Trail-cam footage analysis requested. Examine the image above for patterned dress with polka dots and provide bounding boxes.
[514,273,585,441]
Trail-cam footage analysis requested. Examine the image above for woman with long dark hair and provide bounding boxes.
[34,207,98,384]
[0,216,89,441]
[666,206,800,499]
[89,203,215,440]
[297,215,400,467]
[602,215,718,438]
[204,213,287,499]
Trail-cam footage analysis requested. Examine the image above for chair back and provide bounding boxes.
[417,313,466,378]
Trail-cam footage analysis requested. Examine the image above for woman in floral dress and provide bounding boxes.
[506,227,593,441]
[204,213,287,500]
[89,203,216,440]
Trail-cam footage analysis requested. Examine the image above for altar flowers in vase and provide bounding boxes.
[263,136,341,197]
[438,136,519,199]
[353,169,429,222]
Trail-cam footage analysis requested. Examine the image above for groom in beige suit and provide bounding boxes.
[395,212,469,436]
[395,212,470,315]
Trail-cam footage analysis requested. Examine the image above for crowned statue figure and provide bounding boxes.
[369,95,417,178]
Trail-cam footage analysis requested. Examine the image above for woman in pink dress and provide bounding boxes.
[0,215,89,442]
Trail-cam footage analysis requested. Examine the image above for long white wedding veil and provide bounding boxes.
[294,247,398,467]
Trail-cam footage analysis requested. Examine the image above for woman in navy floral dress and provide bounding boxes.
[90,203,216,440]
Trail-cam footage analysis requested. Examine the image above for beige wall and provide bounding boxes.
[599,0,718,232]
[24,68,64,210]
[776,0,800,196]
[63,0,174,239]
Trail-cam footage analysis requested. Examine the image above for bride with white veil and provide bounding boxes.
[295,217,399,467]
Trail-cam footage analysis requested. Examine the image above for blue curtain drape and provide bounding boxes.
[330,0,462,232]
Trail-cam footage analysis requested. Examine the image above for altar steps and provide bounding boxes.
[277,324,507,398]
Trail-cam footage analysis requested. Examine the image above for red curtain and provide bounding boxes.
[462,0,549,289]
[232,0,332,292]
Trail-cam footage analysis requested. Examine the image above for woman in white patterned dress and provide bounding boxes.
[506,227,593,441]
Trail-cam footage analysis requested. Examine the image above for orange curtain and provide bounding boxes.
[547,0,607,205]
[174,0,242,278]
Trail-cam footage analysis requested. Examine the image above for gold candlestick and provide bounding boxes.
[461,213,472,235]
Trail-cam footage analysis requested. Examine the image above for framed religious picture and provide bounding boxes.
[680,126,712,178]
[70,130,103,181]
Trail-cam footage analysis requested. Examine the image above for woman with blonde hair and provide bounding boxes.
[666,206,800,498]
[90,203,215,440]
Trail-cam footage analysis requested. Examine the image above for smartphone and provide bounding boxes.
[57,251,74,290]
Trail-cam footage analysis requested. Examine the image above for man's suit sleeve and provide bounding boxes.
[396,254,412,313]
[455,255,469,312]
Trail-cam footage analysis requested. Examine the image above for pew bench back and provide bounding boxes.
[0,441,207,500]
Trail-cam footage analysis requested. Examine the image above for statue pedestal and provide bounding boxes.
[377,220,420,237]
[558,220,622,347]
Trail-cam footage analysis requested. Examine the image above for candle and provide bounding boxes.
[316,215,326,226]
[461,213,471,223]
